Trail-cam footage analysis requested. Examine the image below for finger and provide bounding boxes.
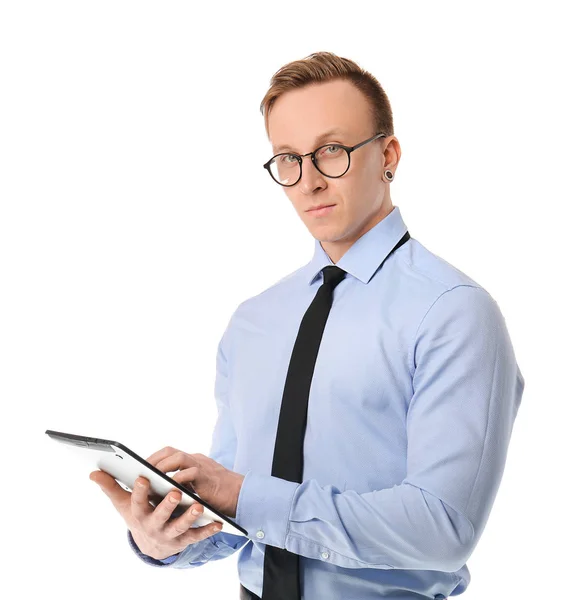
[130,476,154,521]
[90,470,131,512]
[175,514,223,546]
[170,466,199,490]
[145,487,188,531]
[145,446,180,467]
[90,470,116,488]
[163,499,207,537]
[156,452,199,475]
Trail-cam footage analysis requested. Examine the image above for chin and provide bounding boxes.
[307,226,340,242]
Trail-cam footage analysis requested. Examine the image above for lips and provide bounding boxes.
[306,204,336,217]
[307,204,335,212]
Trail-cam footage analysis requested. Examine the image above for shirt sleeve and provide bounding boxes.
[235,284,525,573]
[127,528,247,568]
[125,313,249,567]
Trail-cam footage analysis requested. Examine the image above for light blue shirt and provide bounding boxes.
[127,205,525,599]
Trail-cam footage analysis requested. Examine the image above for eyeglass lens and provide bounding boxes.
[269,145,349,186]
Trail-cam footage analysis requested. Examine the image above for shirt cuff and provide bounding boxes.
[127,529,180,567]
[158,553,179,564]
[235,469,300,549]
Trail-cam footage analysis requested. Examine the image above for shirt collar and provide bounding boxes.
[304,205,408,285]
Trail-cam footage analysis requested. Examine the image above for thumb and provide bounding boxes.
[89,470,118,491]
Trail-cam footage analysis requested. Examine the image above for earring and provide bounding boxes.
[384,169,394,182]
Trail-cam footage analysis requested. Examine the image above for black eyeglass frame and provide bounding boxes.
[263,131,387,187]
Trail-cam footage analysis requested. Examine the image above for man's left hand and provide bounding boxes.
[146,447,245,518]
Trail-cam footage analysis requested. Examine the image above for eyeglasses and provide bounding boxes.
[263,131,387,187]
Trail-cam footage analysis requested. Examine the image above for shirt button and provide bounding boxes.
[256,530,265,539]
[321,551,330,559]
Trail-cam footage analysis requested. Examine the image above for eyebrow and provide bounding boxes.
[272,128,347,154]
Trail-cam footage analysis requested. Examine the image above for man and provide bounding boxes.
[91,52,525,600]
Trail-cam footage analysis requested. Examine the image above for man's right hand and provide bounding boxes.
[89,470,223,560]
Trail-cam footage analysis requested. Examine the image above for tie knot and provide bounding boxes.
[321,265,347,288]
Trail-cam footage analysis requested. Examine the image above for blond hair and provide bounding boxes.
[260,51,394,139]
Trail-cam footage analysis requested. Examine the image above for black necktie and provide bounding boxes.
[259,230,410,600]
[262,265,347,600]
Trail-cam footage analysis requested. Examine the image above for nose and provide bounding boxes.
[298,154,326,194]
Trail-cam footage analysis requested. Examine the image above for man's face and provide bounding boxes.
[267,79,399,260]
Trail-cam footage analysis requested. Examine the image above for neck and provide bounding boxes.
[321,199,394,264]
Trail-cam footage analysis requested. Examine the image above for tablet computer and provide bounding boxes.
[45,429,248,537]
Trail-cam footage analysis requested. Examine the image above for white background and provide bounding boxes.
[1,1,570,598]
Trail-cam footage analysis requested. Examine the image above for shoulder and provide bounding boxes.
[394,236,502,312]
[401,240,507,346]
[394,236,507,341]
[232,263,307,317]
[396,236,484,292]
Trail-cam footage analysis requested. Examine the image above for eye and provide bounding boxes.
[278,154,298,164]
[317,144,343,157]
